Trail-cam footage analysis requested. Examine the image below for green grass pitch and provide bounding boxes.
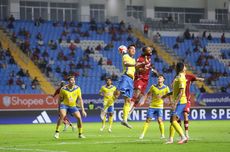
[0,120,230,152]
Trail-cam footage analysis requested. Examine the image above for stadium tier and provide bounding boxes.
[161,36,230,93]
[1,20,177,94]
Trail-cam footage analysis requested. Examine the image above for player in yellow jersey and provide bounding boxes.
[113,44,137,129]
[139,74,170,139]
[99,77,116,132]
[166,62,188,144]
[54,76,87,139]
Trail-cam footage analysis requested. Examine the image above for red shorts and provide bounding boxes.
[134,78,148,94]
[183,100,191,113]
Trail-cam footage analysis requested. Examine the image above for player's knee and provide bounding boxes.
[146,118,151,123]
[157,118,163,124]
[114,90,120,98]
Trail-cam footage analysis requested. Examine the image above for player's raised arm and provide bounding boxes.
[196,77,204,81]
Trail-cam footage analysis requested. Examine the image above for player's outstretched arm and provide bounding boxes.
[196,77,204,82]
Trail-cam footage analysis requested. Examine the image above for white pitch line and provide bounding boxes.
[0,147,67,152]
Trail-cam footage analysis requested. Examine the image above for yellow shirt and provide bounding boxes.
[59,85,82,107]
[122,54,136,79]
[149,84,170,109]
[100,85,116,106]
[172,73,187,104]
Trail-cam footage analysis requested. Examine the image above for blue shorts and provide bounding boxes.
[60,104,79,114]
[107,106,114,113]
[117,75,134,98]
[171,103,186,119]
[147,108,163,119]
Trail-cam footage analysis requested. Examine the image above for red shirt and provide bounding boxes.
[185,74,196,100]
[135,55,152,81]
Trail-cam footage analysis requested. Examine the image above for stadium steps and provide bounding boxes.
[132,29,214,93]
[0,29,55,94]
[206,43,230,67]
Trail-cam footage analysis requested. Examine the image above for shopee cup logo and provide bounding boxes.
[3,96,11,107]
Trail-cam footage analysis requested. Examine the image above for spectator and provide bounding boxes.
[105,18,111,25]
[207,33,212,41]
[21,81,26,90]
[143,23,149,36]
[31,77,39,89]
[153,32,161,43]
[127,34,133,42]
[17,68,25,77]
[127,24,132,32]
[88,102,95,110]
[221,33,226,43]
[8,14,15,23]
[199,85,206,93]
[184,29,191,39]
[95,44,102,51]
[202,31,206,38]
[8,77,14,86]
[69,42,76,51]
[16,77,23,86]
[107,59,112,65]
[220,86,227,93]
[48,40,57,50]
[98,57,103,65]
[55,65,61,73]
[10,70,15,77]
[173,42,179,49]
[104,41,114,50]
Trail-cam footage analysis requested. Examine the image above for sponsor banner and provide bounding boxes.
[1,93,229,110]
[0,94,59,109]
[196,93,230,106]
[0,107,229,124]
[0,94,124,110]
[0,94,174,110]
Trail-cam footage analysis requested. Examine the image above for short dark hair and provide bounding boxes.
[67,75,74,81]
[127,44,136,50]
[142,46,151,52]
[105,77,112,81]
[158,74,165,80]
[176,62,185,75]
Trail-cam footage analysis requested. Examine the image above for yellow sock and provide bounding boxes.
[123,102,130,122]
[102,116,106,127]
[141,122,149,135]
[55,125,61,132]
[172,121,184,137]
[159,122,165,136]
[78,127,83,134]
[109,115,114,128]
[169,124,175,138]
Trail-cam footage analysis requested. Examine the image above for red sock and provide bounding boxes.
[184,120,189,131]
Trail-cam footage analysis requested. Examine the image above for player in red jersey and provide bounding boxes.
[181,73,204,139]
[53,81,76,132]
[129,46,158,113]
